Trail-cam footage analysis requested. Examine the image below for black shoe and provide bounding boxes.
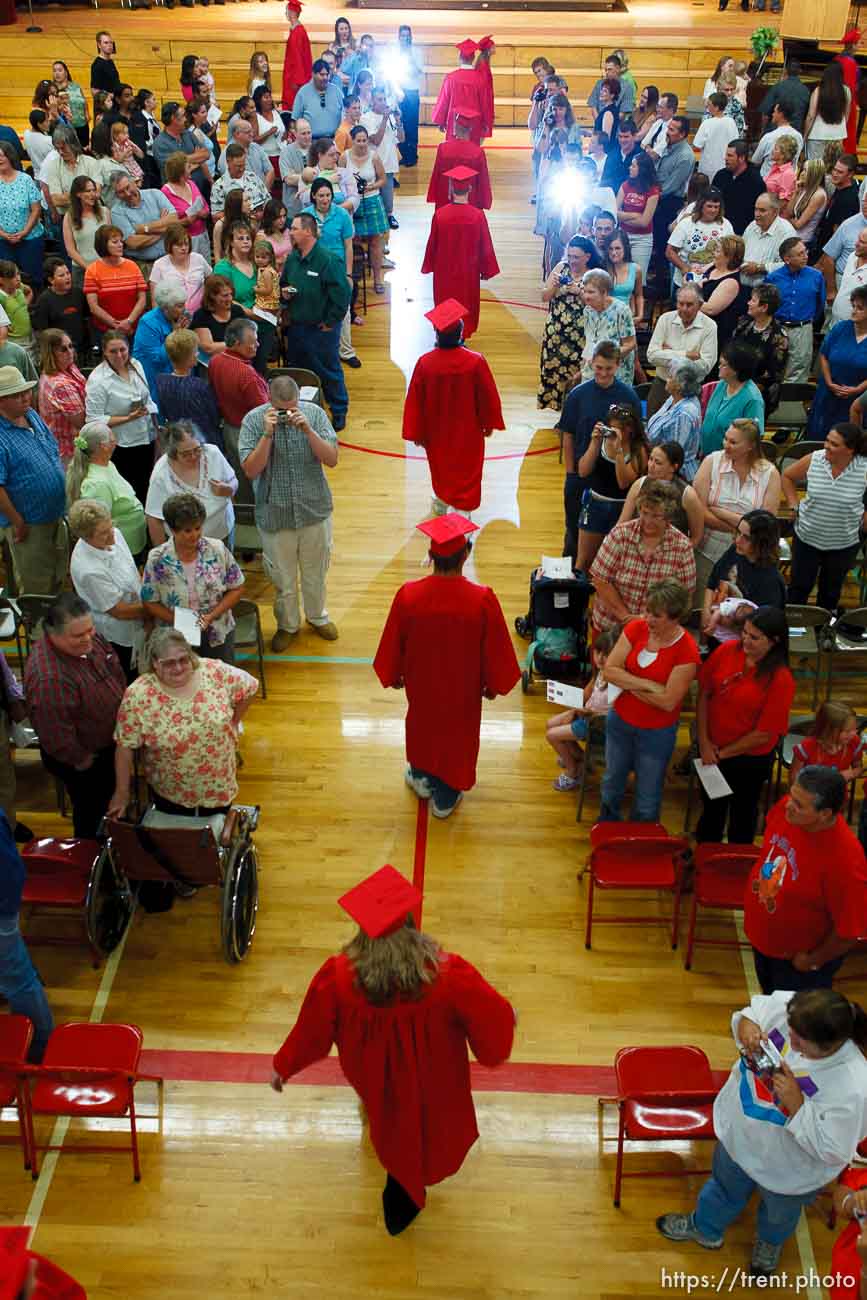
[332,413,346,432]
[393,178,401,189]
[14,821,34,843]
[382,1174,421,1236]
[343,355,362,368]
[388,215,399,230]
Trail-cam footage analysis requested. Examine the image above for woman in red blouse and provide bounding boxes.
[696,605,795,843]
[616,150,660,278]
[601,578,700,821]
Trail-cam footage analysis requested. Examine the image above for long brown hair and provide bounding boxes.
[343,921,442,1005]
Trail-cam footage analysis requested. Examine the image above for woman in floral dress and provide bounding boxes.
[580,268,636,386]
[537,236,600,411]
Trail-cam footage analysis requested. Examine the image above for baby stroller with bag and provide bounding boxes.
[515,569,593,693]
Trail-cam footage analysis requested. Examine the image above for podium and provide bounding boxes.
[780,0,851,41]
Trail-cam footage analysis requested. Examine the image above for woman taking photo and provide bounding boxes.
[109,625,258,821]
[658,989,867,1280]
[695,605,794,843]
[700,235,748,356]
[191,273,246,366]
[804,63,850,160]
[783,422,867,612]
[52,60,89,148]
[37,329,86,467]
[342,124,388,293]
[601,230,644,324]
[145,421,237,551]
[600,578,700,823]
[149,223,210,316]
[703,509,787,625]
[807,286,867,437]
[692,418,782,595]
[576,404,648,572]
[141,492,244,664]
[68,497,145,682]
[619,441,704,545]
[85,329,156,508]
[62,176,105,291]
[701,340,765,455]
[645,358,703,482]
[732,284,788,416]
[66,419,148,560]
[580,269,636,385]
[666,189,733,289]
[161,152,211,261]
[616,151,659,278]
[537,236,598,411]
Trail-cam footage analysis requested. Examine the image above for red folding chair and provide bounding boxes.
[21,1023,163,1182]
[584,828,691,950]
[679,843,762,971]
[600,1045,719,1207]
[20,836,132,968]
[0,1015,33,1169]
[578,820,667,882]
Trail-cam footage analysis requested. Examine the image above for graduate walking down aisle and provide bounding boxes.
[271,865,516,1236]
[403,299,504,513]
[374,515,520,818]
[281,0,313,113]
[422,166,499,339]
[432,40,489,145]
[426,110,492,210]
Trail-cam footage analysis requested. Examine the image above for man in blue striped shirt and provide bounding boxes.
[0,366,66,594]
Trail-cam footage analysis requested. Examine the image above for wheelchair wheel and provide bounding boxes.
[220,839,259,964]
[85,846,135,959]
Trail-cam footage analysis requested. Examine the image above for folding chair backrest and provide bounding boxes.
[106,818,222,885]
[780,441,823,476]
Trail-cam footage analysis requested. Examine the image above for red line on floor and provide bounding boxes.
[337,440,559,462]
[412,798,428,928]
[418,144,532,152]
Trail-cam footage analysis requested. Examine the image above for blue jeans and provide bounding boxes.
[283,322,348,421]
[0,915,54,1061]
[410,766,461,811]
[599,708,678,822]
[695,1142,818,1246]
[0,235,46,287]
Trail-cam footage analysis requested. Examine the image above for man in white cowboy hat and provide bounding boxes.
[0,366,66,594]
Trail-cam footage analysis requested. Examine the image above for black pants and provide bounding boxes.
[40,744,116,839]
[787,534,860,612]
[398,90,419,167]
[753,948,844,995]
[695,752,775,844]
[651,193,685,286]
[563,472,585,563]
[111,642,136,684]
[112,443,154,515]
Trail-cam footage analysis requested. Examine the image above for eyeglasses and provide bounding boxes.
[176,447,201,460]
[156,655,190,670]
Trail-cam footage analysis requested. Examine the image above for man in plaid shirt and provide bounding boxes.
[24,593,126,838]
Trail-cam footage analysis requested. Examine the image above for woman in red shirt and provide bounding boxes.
[616,151,660,279]
[601,578,700,821]
[696,605,794,843]
[831,1164,867,1300]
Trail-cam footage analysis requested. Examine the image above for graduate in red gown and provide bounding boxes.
[281,0,313,112]
[426,110,492,210]
[374,514,520,817]
[475,35,496,141]
[421,165,499,339]
[271,864,516,1235]
[431,40,487,145]
[403,298,504,512]
[0,1225,86,1298]
[836,29,862,154]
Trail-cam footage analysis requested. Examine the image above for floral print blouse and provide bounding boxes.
[141,536,244,647]
[114,659,258,807]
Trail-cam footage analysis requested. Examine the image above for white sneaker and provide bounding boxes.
[405,766,432,798]
[431,792,463,819]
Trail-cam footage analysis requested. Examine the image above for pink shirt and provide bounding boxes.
[161,180,209,237]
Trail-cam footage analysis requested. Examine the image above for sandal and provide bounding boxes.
[352,315,364,326]
[552,773,581,792]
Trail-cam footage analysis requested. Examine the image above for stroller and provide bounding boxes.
[515,569,593,693]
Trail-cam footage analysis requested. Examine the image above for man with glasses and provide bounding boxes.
[109,172,177,278]
[292,60,344,140]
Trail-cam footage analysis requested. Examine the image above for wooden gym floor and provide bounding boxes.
[1,118,867,1298]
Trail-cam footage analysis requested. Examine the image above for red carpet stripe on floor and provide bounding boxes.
[412,798,428,928]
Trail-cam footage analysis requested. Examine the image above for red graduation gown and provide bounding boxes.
[273,951,515,1209]
[431,68,487,144]
[421,203,499,339]
[402,344,504,510]
[836,53,859,154]
[282,24,313,110]
[475,58,494,140]
[373,573,520,790]
[426,139,492,210]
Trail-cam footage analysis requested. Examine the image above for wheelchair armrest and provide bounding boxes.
[220,809,240,847]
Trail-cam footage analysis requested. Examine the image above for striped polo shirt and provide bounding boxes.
[796,450,867,550]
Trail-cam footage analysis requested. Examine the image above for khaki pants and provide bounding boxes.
[783,323,814,384]
[338,307,355,361]
[0,712,16,828]
[260,517,332,633]
[2,518,66,595]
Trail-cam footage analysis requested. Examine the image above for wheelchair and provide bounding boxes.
[21,835,136,968]
[100,803,261,964]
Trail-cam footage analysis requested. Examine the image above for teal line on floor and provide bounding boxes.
[235,653,373,665]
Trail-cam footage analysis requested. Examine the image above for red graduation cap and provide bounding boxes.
[478,34,495,50]
[286,0,303,11]
[425,298,467,332]
[444,165,478,190]
[456,38,479,59]
[0,1229,31,1300]
[338,865,422,938]
[416,513,479,557]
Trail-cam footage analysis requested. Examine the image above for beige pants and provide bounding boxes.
[2,518,67,595]
[260,516,332,633]
[783,322,814,384]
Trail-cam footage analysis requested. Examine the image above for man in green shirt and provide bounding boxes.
[280,213,352,431]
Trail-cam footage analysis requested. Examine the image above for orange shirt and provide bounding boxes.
[83,258,145,330]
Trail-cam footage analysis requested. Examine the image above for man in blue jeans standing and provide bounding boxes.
[0,811,53,1060]
[280,213,352,431]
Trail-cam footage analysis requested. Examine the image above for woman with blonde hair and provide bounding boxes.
[68,497,145,681]
[66,419,147,560]
[37,328,87,466]
[784,159,829,249]
[765,135,799,204]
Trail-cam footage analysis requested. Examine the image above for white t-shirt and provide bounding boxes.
[360,109,400,174]
[667,215,735,285]
[23,130,53,176]
[693,115,739,180]
[145,445,237,540]
[70,529,143,649]
[832,251,867,322]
